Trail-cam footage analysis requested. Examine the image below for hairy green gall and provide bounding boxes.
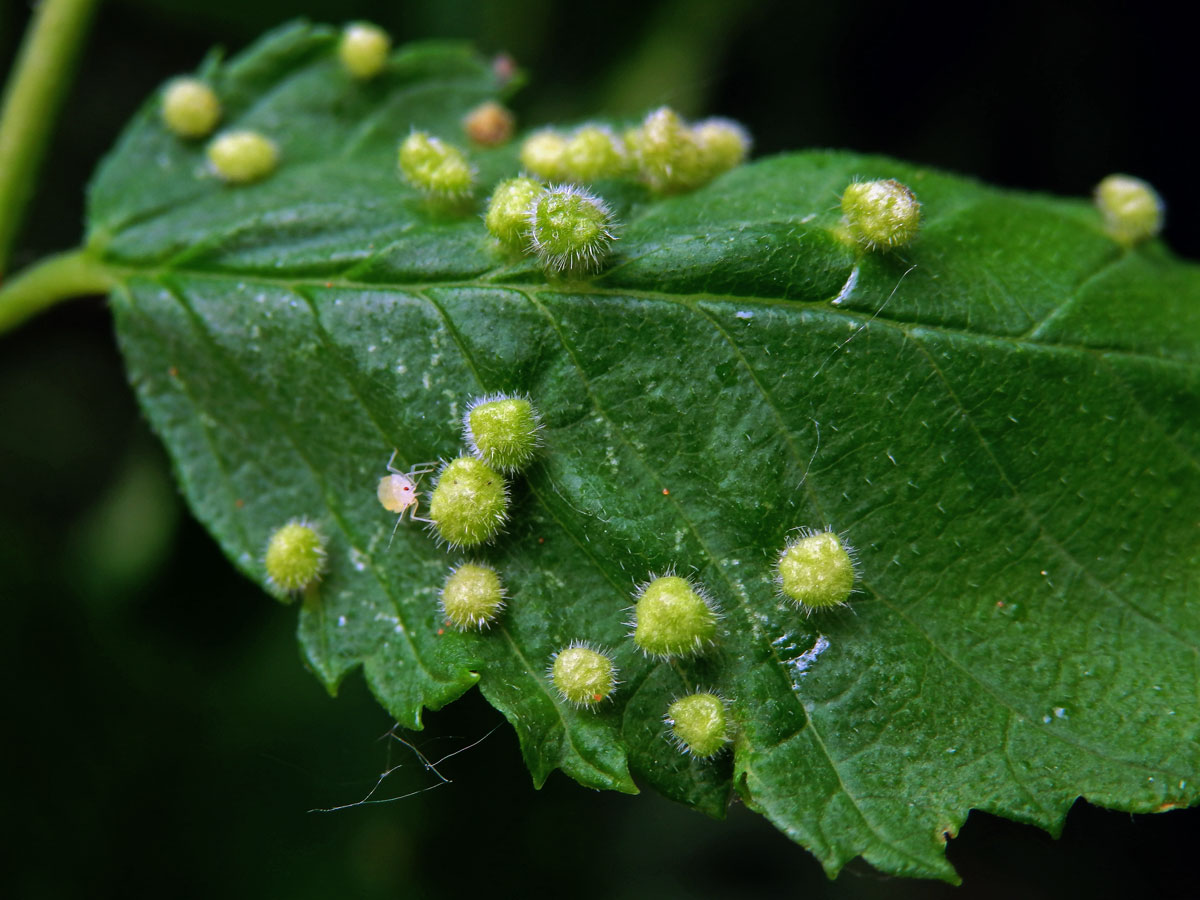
[624,107,750,193]
[264,519,326,597]
[161,78,221,139]
[693,117,751,174]
[665,692,732,758]
[629,107,706,193]
[562,125,628,182]
[464,100,515,147]
[519,129,570,181]
[439,562,506,630]
[776,528,857,613]
[206,130,279,184]
[520,113,746,192]
[463,393,543,473]
[629,573,719,659]
[484,176,545,250]
[528,184,618,273]
[549,641,619,708]
[338,22,391,80]
[398,131,475,199]
[840,178,921,250]
[427,456,509,548]
[1095,174,1164,245]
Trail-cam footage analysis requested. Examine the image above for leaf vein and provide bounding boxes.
[907,331,1199,655]
[517,285,936,872]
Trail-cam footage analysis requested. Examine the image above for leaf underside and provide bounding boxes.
[88,22,1200,882]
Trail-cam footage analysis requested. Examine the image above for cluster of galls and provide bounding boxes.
[518,107,750,194]
[543,525,860,761]
[227,20,1168,768]
[259,385,860,762]
[161,21,1164,264]
[477,108,751,275]
[423,393,543,550]
[547,639,733,760]
[485,178,619,274]
[472,107,754,274]
[160,23,394,184]
[395,395,539,632]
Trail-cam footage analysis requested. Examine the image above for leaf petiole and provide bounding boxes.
[0,247,114,335]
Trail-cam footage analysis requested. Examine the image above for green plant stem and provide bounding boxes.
[0,247,114,334]
[0,0,100,276]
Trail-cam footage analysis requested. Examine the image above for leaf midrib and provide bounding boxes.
[127,265,1200,650]
[103,264,1196,370]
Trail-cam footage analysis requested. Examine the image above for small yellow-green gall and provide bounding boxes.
[264,520,326,597]
[630,106,707,193]
[439,562,505,630]
[338,22,391,79]
[693,117,751,175]
[464,100,515,146]
[631,574,719,659]
[549,642,618,708]
[484,177,545,249]
[519,129,570,181]
[621,126,643,160]
[776,529,857,613]
[464,393,543,473]
[666,692,731,758]
[428,456,509,547]
[528,184,618,273]
[841,179,921,250]
[161,78,221,139]
[1095,174,1163,245]
[207,130,279,184]
[398,131,442,178]
[563,125,627,182]
[398,131,475,198]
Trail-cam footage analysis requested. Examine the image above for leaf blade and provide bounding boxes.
[93,22,1200,880]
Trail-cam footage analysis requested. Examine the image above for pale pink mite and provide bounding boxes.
[377,450,437,544]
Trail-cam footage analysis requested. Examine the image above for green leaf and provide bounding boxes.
[87,21,1200,881]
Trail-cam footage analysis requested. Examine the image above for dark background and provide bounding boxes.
[2,1,1196,896]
